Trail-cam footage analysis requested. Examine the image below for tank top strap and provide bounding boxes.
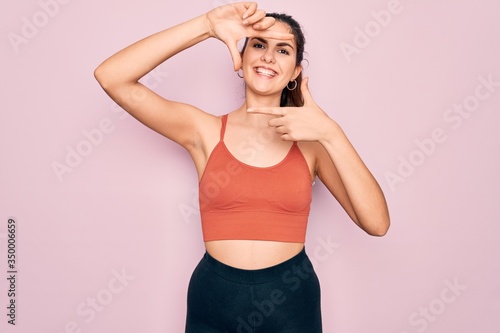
[220,114,228,141]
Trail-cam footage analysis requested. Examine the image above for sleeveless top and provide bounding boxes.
[199,114,313,242]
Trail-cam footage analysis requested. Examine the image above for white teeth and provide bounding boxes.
[256,67,276,77]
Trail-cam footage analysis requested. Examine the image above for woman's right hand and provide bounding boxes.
[206,2,293,71]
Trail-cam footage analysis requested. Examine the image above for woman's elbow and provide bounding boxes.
[361,216,391,237]
[93,65,109,88]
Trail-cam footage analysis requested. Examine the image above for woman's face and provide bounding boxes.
[241,21,302,96]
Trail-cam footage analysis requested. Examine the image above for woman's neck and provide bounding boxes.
[230,87,283,127]
[244,86,282,108]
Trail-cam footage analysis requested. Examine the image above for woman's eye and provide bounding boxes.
[278,49,290,55]
[253,43,265,49]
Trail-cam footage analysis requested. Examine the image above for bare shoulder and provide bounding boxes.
[186,111,224,179]
[183,110,222,153]
[188,109,223,150]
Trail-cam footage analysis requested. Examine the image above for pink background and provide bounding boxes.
[2,0,499,332]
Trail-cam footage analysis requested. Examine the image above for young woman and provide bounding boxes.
[94,2,390,332]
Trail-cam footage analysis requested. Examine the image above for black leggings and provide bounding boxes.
[185,247,322,333]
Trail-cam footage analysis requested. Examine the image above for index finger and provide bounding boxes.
[242,2,258,19]
[254,30,295,40]
[247,106,287,115]
[250,17,294,40]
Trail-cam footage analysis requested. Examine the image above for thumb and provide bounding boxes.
[227,41,242,71]
[301,77,314,105]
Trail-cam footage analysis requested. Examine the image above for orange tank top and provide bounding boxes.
[199,114,313,243]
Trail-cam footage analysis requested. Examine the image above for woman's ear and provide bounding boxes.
[293,65,302,80]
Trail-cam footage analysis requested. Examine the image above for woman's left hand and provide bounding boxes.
[247,77,336,142]
[249,78,391,236]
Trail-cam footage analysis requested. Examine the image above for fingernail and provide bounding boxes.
[247,108,254,112]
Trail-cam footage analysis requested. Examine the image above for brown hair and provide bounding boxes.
[241,13,306,107]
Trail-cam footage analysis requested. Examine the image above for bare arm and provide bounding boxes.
[94,3,293,151]
[247,77,390,236]
[315,123,390,236]
[93,14,214,150]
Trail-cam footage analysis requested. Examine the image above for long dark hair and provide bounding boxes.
[241,13,306,107]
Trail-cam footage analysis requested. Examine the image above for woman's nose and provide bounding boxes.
[261,50,275,64]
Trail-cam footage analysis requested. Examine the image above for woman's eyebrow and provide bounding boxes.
[251,37,295,50]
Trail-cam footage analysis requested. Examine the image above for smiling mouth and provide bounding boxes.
[255,67,278,78]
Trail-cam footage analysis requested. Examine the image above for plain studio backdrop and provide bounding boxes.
[1,0,499,332]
